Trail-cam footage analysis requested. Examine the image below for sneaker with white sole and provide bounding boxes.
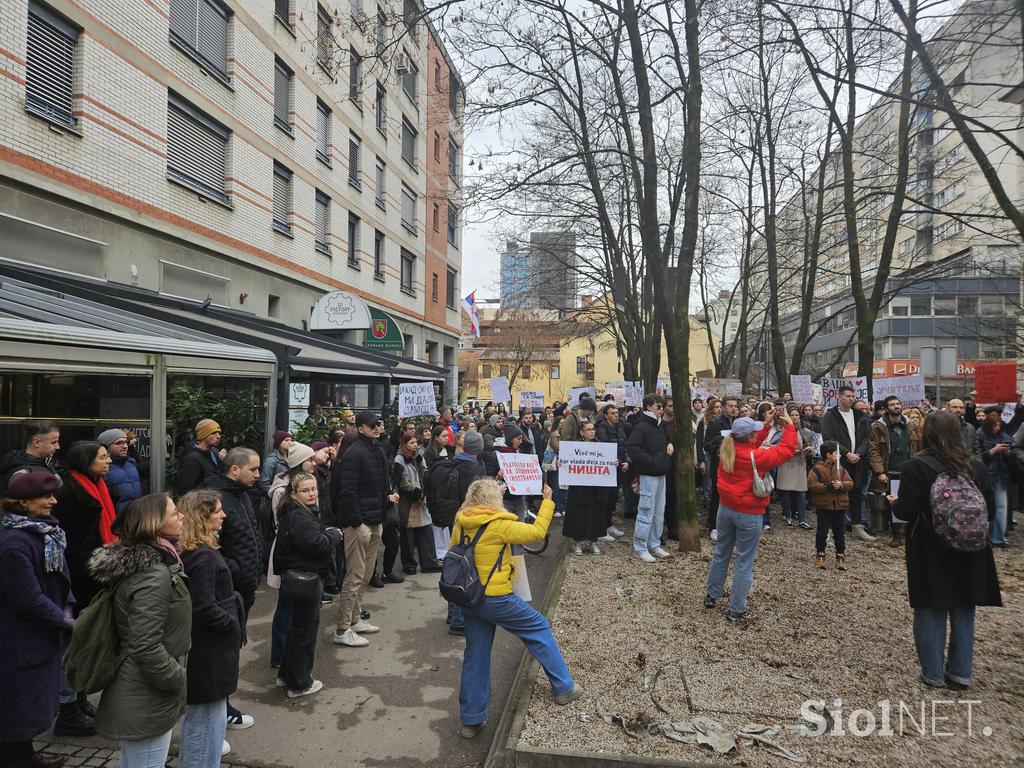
[287,679,324,698]
[553,683,585,705]
[225,712,254,730]
[636,551,657,563]
[590,542,602,555]
[607,526,625,539]
[275,677,286,688]
[572,543,584,556]
[350,620,379,634]
[598,534,616,543]
[710,529,718,541]
[651,547,672,559]
[221,741,231,757]
[333,628,369,647]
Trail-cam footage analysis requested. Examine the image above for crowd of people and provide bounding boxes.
[0,385,1019,765]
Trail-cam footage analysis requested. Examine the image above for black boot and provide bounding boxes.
[76,696,96,719]
[52,702,96,737]
[368,572,386,589]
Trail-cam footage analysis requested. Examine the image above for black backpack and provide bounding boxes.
[439,522,506,608]
[424,458,462,524]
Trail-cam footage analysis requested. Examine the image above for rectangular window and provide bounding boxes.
[375,158,386,209]
[934,180,965,208]
[934,218,965,242]
[315,190,331,254]
[979,296,1004,316]
[958,296,978,315]
[268,293,280,317]
[401,116,417,167]
[551,365,560,380]
[898,237,914,258]
[432,201,439,231]
[274,57,293,134]
[169,0,230,82]
[316,99,331,165]
[316,5,333,73]
[272,162,292,235]
[433,131,440,161]
[347,213,361,267]
[499,364,509,378]
[26,1,78,129]
[434,59,441,86]
[522,365,531,379]
[933,295,956,316]
[400,248,415,294]
[576,355,587,375]
[167,92,230,204]
[482,364,492,379]
[448,138,458,180]
[910,295,930,316]
[431,271,439,302]
[348,131,362,189]
[449,72,460,115]
[375,82,387,134]
[403,0,417,37]
[374,229,385,280]
[400,184,417,234]
[376,8,386,55]
[401,54,418,103]
[446,268,456,309]
[276,0,291,26]
[447,203,457,245]
[349,47,363,103]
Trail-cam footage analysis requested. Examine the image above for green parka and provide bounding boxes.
[87,542,192,741]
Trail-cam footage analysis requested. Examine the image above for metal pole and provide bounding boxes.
[150,354,167,493]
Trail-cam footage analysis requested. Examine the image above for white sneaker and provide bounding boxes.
[287,679,324,698]
[607,526,626,539]
[573,543,584,556]
[221,741,231,757]
[598,534,616,543]
[590,542,602,555]
[553,510,564,518]
[710,529,718,541]
[652,547,672,559]
[637,551,657,563]
[350,620,379,634]
[333,628,369,647]
[225,712,254,730]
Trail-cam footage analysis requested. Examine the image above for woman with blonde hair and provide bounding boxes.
[178,490,242,766]
[451,479,581,739]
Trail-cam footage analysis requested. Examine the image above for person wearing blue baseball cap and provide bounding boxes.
[704,412,797,622]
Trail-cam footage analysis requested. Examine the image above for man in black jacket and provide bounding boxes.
[626,394,674,563]
[177,418,226,494]
[332,412,400,648]
[200,446,261,730]
[702,397,739,541]
[597,404,629,542]
[821,385,874,541]
[0,420,61,496]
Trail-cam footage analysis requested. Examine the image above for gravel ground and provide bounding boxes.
[520,512,1024,767]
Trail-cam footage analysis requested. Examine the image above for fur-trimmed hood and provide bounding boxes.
[87,542,164,585]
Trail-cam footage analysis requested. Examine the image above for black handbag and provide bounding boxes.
[281,569,321,601]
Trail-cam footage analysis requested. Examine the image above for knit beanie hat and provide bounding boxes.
[462,430,484,455]
[286,442,315,469]
[502,424,525,444]
[195,419,221,442]
[488,414,502,428]
[96,429,127,447]
[578,396,597,413]
[273,430,292,449]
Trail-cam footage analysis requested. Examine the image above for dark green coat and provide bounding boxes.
[87,543,192,741]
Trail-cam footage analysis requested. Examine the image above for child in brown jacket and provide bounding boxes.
[808,440,855,570]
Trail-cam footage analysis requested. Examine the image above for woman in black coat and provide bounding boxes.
[178,489,243,767]
[563,421,615,555]
[892,412,1002,690]
[274,473,342,698]
[0,471,74,768]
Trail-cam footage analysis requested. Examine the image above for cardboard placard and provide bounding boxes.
[495,452,543,496]
[699,377,743,398]
[1001,403,1017,423]
[398,382,436,417]
[871,374,925,408]
[518,390,544,410]
[790,375,815,404]
[820,377,869,408]
[608,387,626,408]
[557,441,618,487]
[624,382,643,407]
[568,386,597,408]
[490,376,511,404]
[975,363,1016,404]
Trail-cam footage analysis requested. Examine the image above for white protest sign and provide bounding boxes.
[820,377,869,408]
[557,441,619,487]
[1001,403,1017,423]
[810,431,823,456]
[608,387,626,408]
[518,390,544,410]
[495,452,543,495]
[699,378,743,398]
[490,376,511,404]
[568,386,596,408]
[811,383,823,404]
[871,374,925,408]
[398,382,436,417]
[624,382,643,406]
[790,375,815,404]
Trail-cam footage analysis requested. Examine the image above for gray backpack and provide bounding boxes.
[918,456,989,552]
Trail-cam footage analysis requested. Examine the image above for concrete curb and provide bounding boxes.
[484,538,572,768]
[514,744,733,768]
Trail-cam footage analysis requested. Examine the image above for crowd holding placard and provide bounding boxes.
[0,384,1020,764]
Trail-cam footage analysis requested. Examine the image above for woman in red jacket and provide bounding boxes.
[704,414,797,622]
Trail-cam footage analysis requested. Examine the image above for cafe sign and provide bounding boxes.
[363,308,405,353]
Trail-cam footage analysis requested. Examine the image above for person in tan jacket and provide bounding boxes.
[808,441,854,570]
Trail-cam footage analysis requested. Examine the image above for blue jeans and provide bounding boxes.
[633,475,667,555]
[179,699,226,768]
[448,602,464,630]
[780,490,807,523]
[913,606,976,686]
[990,479,1008,545]
[460,593,574,725]
[271,591,294,667]
[119,730,172,768]
[705,505,763,614]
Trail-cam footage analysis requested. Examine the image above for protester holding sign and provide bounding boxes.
[563,421,615,556]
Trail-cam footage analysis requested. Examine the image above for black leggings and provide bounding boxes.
[815,509,847,554]
[280,579,321,691]
[379,520,401,576]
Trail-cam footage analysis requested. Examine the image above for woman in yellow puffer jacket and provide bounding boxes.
[451,478,583,738]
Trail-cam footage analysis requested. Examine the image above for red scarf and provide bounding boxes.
[72,471,118,545]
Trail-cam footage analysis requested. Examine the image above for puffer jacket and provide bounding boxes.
[716,424,798,515]
[626,414,672,476]
[175,444,220,495]
[807,460,854,511]
[88,543,191,741]
[450,499,554,597]
[105,456,142,511]
[333,435,392,528]
[201,473,262,601]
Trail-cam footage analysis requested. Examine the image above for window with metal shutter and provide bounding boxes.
[273,162,292,234]
[316,99,330,164]
[401,116,416,166]
[347,214,361,267]
[275,0,290,25]
[400,185,416,234]
[315,190,330,253]
[169,0,229,80]
[348,132,361,188]
[166,92,230,204]
[25,2,78,128]
[274,58,292,133]
[400,248,415,293]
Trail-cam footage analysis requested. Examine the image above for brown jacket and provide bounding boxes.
[807,460,854,511]
[867,417,922,491]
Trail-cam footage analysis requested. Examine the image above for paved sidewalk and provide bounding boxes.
[39,520,563,768]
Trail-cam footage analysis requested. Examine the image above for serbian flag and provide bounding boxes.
[461,291,480,337]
